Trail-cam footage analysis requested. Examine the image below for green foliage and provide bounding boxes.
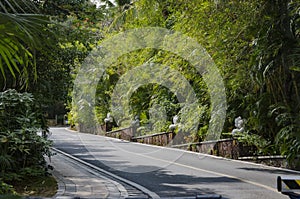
[37,0,112,126]
[236,133,271,155]
[245,0,300,163]
[0,0,52,86]
[0,89,52,183]
[63,0,300,164]
[0,180,15,195]
[197,125,209,142]
[269,104,300,163]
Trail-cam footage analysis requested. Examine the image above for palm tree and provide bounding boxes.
[0,0,49,84]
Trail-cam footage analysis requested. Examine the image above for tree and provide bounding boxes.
[35,0,113,124]
[0,0,51,86]
[247,0,300,163]
[91,0,300,165]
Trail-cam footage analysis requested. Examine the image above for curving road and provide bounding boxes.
[49,127,296,199]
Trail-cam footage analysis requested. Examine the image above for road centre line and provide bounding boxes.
[80,135,280,194]
[99,131,300,175]
[60,128,285,195]
[123,148,280,194]
[100,135,281,194]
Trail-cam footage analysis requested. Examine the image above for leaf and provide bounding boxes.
[0,136,8,143]
[0,46,17,78]
[289,66,300,72]
[0,10,51,82]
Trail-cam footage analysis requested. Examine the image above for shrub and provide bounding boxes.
[0,89,52,181]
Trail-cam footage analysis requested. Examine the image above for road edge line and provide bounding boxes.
[52,147,160,199]
[62,127,300,174]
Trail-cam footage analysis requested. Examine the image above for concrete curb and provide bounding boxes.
[50,169,66,198]
[52,148,160,199]
[46,150,127,199]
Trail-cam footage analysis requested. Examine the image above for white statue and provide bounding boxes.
[169,115,179,131]
[104,113,113,123]
[131,116,140,127]
[231,116,244,135]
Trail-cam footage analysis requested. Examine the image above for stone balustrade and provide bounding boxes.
[104,127,255,159]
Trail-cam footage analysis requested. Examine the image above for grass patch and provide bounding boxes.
[11,175,57,197]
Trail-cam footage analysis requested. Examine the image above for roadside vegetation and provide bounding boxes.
[0,0,300,194]
[0,89,53,196]
[73,0,300,166]
[83,0,299,167]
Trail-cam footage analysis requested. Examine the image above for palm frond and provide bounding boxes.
[0,0,39,14]
[0,0,50,84]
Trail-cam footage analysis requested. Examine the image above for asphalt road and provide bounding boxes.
[49,127,297,199]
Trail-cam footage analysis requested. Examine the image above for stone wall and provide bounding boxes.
[171,139,243,159]
[104,128,251,159]
[105,127,134,141]
[81,126,298,170]
[133,132,175,146]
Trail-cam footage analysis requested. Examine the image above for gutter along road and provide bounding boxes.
[49,127,296,199]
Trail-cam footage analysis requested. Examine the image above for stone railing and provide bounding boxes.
[78,125,299,169]
[132,132,175,146]
[105,127,134,141]
[172,139,241,159]
[104,127,256,159]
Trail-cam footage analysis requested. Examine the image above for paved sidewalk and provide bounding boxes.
[47,152,128,199]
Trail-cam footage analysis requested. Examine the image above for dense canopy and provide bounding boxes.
[0,0,300,194]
